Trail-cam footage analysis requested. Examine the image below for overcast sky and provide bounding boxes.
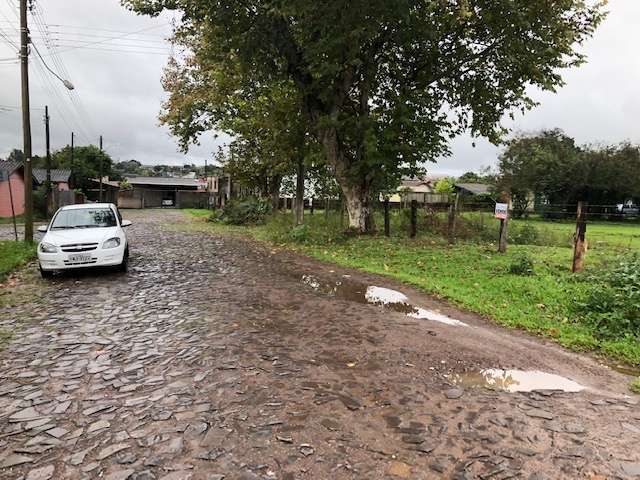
[1,0,638,173]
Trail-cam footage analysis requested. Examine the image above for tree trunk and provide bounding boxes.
[317,126,374,233]
[294,155,304,226]
[269,175,281,211]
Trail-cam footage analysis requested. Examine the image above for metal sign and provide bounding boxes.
[495,203,508,220]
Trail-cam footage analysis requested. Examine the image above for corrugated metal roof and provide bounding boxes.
[455,183,492,195]
[33,168,71,184]
[0,161,22,181]
[127,176,203,187]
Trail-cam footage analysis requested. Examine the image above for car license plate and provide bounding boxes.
[68,254,91,263]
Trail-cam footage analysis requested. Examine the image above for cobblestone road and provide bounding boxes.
[0,210,639,480]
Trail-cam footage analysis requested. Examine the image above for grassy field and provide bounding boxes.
[0,241,36,282]
[182,208,640,372]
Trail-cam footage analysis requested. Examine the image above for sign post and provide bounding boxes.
[495,202,509,253]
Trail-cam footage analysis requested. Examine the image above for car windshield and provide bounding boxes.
[50,208,117,229]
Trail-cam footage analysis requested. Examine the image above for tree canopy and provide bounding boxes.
[498,130,640,214]
[124,0,606,232]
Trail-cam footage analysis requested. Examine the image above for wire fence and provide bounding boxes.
[300,195,640,259]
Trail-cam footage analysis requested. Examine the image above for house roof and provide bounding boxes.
[33,168,71,184]
[0,161,22,181]
[455,183,492,195]
[126,176,203,187]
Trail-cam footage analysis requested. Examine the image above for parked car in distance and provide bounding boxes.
[161,198,174,207]
[37,203,131,278]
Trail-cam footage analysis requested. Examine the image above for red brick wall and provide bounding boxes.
[0,171,26,217]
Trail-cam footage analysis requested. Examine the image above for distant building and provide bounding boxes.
[33,168,71,191]
[387,175,450,205]
[453,183,492,196]
[90,175,209,209]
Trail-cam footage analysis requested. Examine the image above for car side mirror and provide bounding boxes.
[37,225,48,233]
[121,220,132,227]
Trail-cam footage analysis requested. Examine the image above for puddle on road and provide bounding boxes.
[302,275,467,327]
[449,369,585,393]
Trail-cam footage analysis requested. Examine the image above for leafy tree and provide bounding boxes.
[5,149,24,164]
[458,171,489,183]
[113,159,143,176]
[499,132,640,215]
[498,129,582,216]
[51,145,115,193]
[124,0,605,232]
[160,47,313,219]
[434,178,456,195]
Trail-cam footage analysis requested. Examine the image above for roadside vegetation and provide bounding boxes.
[0,241,36,282]
[184,207,640,369]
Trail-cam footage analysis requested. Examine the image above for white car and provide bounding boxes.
[37,203,131,278]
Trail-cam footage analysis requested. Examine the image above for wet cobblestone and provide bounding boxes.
[0,210,639,479]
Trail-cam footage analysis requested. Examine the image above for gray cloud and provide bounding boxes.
[1,0,637,173]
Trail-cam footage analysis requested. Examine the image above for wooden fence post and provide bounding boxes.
[384,198,390,237]
[410,200,417,238]
[498,218,508,253]
[572,201,588,273]
[447,193,459,245]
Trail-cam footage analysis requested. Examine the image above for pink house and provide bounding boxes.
[33,168,71,192]
[0,162,72,218]
[0,161,25,218]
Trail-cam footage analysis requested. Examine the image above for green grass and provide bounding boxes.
[182,208,212,219]
[630,379,640,394]
[183,208,640,367]
[0,241,36,282]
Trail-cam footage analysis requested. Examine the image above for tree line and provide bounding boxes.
[498,130,640,217]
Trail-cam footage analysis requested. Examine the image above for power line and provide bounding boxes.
[52,23,170,54]
[29,0,96,141]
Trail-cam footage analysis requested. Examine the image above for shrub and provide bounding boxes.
[631,378,640,394]
[207,209,224,223]
[510,224,538,245]
[219,197,271,225]
[289,224,310,243]
[576,254,640,340]
[508,254,535,275]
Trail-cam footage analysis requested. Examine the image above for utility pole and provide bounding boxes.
[69,131,74,187]
[99,135,103,202]
[20,0,33,242]
[45,105,51,216]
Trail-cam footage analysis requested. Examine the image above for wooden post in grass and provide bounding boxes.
[384,198,390,237]
[498,218,508,253]
[447,193,459,245]
[572,201,588,273]
[495,199,509,253]
[410,200,417,238]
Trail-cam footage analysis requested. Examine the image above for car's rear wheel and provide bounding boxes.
[39,265,53,279]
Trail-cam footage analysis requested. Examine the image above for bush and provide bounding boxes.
[576,254,640,340]
[289,224,310,243]
[208,209,224,223]
[510,224,538,245]
[218,197,272,225]
[508,254,535,275]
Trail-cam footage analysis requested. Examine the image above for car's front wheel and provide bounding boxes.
[118,247,129,272]
[39,265,53,279]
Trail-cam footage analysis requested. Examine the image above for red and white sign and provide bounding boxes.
[495,203,508,220]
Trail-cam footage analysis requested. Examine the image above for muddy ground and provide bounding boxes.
[0,209,638,480]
